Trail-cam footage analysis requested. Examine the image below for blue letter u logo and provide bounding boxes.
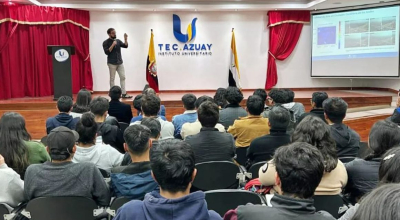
[173,14,197,43]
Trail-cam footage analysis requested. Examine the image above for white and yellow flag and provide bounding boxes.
[229,29,241,88]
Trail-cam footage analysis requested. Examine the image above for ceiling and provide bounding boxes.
[1,0,399,11]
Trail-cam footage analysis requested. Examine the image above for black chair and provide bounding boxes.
[357,142,371,158]
[23,197,101,220]
[339,157,356,163]
[98,168,110,178]
[313,195,344,218]
[235,147,249,166]
[192,161,241,191]
[107,197,131,218]
[0,204,10,220]
[40,136,47,145]
[119,122,129,133]
[205,190,263,217]
[248,161,267,179]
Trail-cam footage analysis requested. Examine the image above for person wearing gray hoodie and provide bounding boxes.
[114,139,222,220]
[323,97,360,157]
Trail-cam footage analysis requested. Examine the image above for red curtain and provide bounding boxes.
[265,11,310,89]
[0,5,92,100]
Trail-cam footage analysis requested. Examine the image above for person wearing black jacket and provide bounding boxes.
[247,106,291,166]
[108,86,133,124]
[297,91,328,124]
[90,97,125,153]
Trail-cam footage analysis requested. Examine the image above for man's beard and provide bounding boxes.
[111,36,117,39]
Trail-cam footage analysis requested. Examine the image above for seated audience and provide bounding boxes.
[172,94,198,139]
[70,89,92,118]
[0,112,50,177]
[24,126,110,206]
[219,87,247,129]
[121,118,161,166]
[351,184,400,220]
[143,88,166,117]
[224,142,334,220]
[247,106,291,165]
[253,89,268,110]
[131,94,166,123]
[339,147,400,220]
[345,119,400,202]
[46,96,80,134]
[387,98,400,125]
[90,97,125,153]
[130,94,174,140]
[298,91,328,124]
[108,86,133,124]
[73,113,124,173]
[185,101,235,163]
[114,139,222,220]
[323,97,360,157]
[259,116,348,195]
[228,95,270,148]
[181,96,225,140]
[0,154,25,210]
[282,89,305,121]
[111,125,158,199]
[214,88,228,109]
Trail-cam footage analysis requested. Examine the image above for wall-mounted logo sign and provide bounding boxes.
[158,14,213,57]
[54,49,69,62]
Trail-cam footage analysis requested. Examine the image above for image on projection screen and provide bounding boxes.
[311,5,400,77]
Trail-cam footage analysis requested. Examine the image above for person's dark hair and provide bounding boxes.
[253,89,267,102]
[323,97,348,123]
[107,28,115,35]
[72,89,92,113]
[352,183,400,220]
[141,95,161,116]
[269,106,290,130]
[366,120,400,160]
[76,113,98,145]
[141,117,161,139]
[292,115,338,172]
[268,89,287,104]
[246,95,264,115]
[57,96,73,113]
[150,139,195,193]
[225,86,244,105]
[133,94,143,113]
[0,112,30,174]
[312,92,328,108]
[195,95,214,109]
[379,147,400,185]
[284,89,295,103]
[182,94,197,110]
[90,97,109,116]
[198,101,219,128]
[109,86,122,100]
[214,88,228,108]
[124,125,151,155]
[274,142,325,199]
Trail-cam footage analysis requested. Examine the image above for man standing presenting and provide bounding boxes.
[103,28,132,98]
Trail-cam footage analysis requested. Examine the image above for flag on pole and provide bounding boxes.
[146,29,159,93]
[229,28,240,88]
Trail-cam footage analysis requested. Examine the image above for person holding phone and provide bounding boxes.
[103,28,132,99]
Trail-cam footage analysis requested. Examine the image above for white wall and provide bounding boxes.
[89,11,384,91]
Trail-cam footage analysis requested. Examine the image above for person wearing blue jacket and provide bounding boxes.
[114,139,222,220]
[110,124,157,200]
[46,96,80,134]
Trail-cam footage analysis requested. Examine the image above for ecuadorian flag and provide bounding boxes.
[229,29,241,88]
[146,30,159,93]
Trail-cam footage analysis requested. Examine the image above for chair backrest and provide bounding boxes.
[0,204,10,220]
[248,161,267,179]
[313,195,344,218]
[109,197,131,217]
[205,190,263,217]
[358,142,371,158]
[25,197,99,220]
[193,161,240,191]
[235,147,249,166]
[339,157,356,164]
[119,122,130,133]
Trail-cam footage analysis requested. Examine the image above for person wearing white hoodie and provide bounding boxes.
[73,113,123,173]
[0,154,25,210]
